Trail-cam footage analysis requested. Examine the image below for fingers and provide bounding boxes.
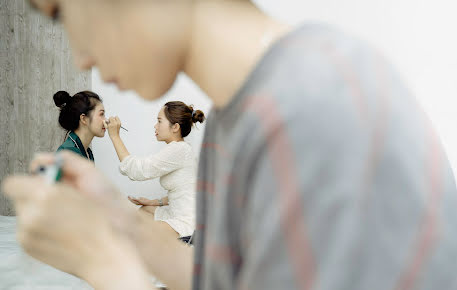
[138,197,151,204]
[2,176,57,225]
[61,151,95,179]
[31,151,95,182]
[127,196,141,205]
[107,117,120,125]
[29,152,55,174]
[109,116,120,122]
[27,151,121,206]
[2,175,48,205]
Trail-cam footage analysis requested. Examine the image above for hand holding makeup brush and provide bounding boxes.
[104,117,128,139]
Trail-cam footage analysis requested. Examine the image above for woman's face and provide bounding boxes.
[87,102,106,138]
[154,107,175,143]
[31,0,192,100]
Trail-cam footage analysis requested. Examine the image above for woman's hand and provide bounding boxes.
[26,151,136,234]
[128,196,157,206]
[28,151,124,207]
[103,117,130,162]
[1,151,154,289]
[104,116,121,138]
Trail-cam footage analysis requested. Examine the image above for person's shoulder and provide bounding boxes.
[264,23,373,70]
[57,144,80,155]
[248,22,382,101]
[168,140,190,146]
[167,141,193,157]
[168,141,192,150]
[274,23,358,50]
[59,137,74,148]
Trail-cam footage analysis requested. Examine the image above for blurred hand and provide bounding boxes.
[3,177,115,278]
[26,151,134,232]
[1,151,151,288]
[104,116,121,138]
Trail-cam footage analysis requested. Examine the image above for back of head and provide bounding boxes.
[53,90,102,131]
[164,101,205,138]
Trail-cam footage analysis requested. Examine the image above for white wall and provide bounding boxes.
[92,0,457,197]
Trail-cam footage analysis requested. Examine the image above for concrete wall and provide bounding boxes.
[0,0,91,215]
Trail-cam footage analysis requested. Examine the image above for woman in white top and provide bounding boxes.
[104,101,205,237]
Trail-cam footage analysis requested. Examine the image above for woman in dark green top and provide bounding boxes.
[54,90,106,161]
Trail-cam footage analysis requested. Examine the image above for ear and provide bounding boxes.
[171,123,180,133]
[79,114,88,126]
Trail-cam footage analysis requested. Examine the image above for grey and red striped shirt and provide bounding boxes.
[193,24,457,290]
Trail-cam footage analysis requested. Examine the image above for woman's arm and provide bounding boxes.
[161,196,169,206]
[152,196,169,206]
[143,196,169,206]
[105,117,130,162]
[118,142,188,181]
[128,196,169,206]
[110,135,130,162]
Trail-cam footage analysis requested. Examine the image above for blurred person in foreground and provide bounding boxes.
[3,1,457,290]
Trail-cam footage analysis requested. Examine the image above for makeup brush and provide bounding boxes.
[104,119,128,132]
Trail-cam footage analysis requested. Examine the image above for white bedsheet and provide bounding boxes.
[0,216,92,290]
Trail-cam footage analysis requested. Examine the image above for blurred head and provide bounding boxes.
[53,90,106,137]
[154,101,205,143]
[30,0,193,100]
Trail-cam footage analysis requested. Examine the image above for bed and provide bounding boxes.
[0,216,92,290]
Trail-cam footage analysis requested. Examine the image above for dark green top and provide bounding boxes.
[57,131,94,161]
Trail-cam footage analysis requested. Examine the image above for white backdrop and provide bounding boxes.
[92,0,457,199]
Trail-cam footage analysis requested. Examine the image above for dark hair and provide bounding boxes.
[163,101,205,138]
[53,90,102,131]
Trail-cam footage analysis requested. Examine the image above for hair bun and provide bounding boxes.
[53,90,71,108]
[192,109,205,124]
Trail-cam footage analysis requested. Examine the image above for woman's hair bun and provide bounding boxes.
[53,91,71,108]
[191,109,205,124]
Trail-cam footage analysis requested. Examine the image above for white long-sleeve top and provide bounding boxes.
[119,141,197,236]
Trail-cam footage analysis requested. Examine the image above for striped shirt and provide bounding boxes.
[193,24,457,290]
